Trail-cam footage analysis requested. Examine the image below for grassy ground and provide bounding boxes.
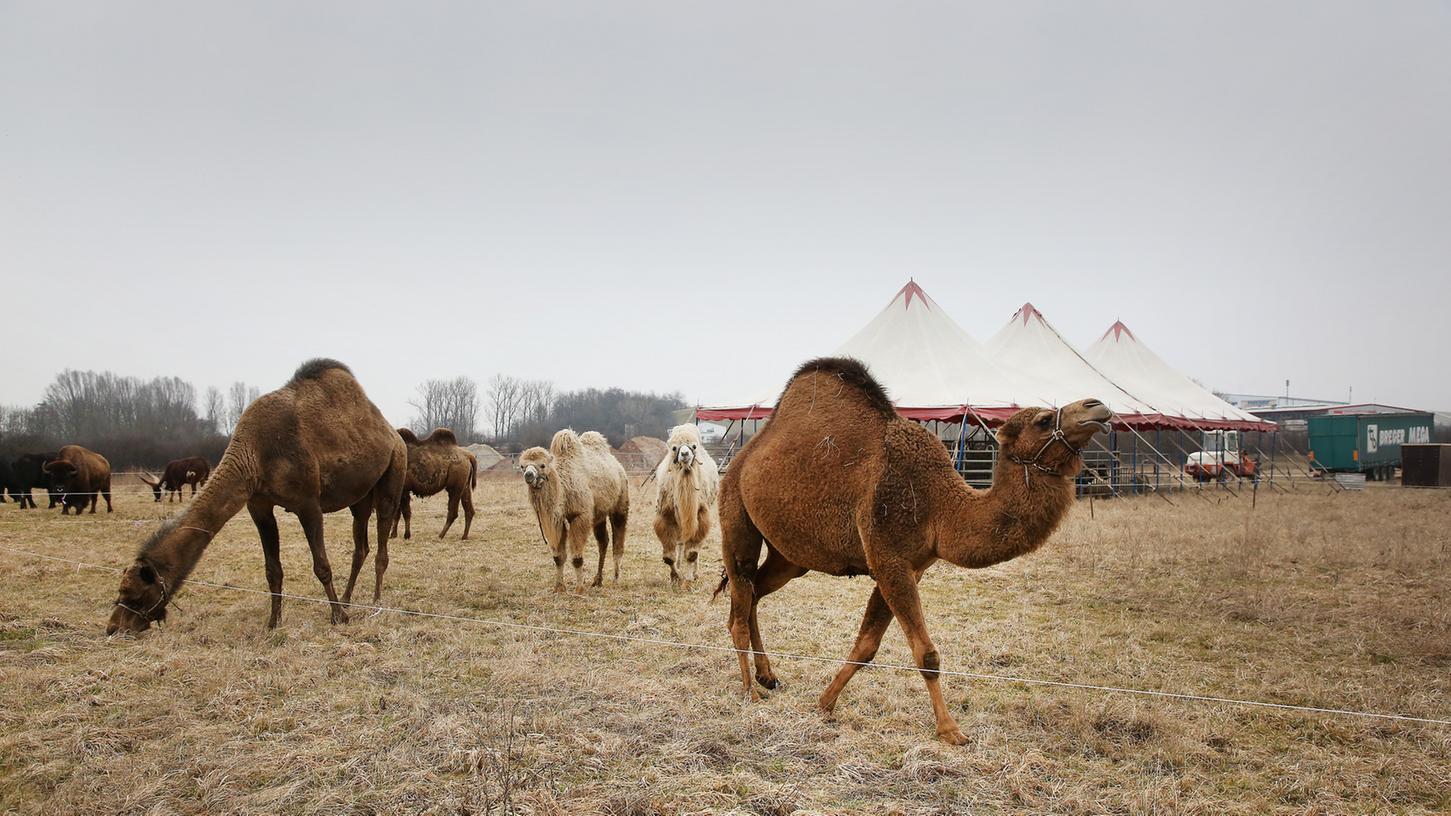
[1,475,1448,815]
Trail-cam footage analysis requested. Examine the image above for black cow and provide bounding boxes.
[10,453,61,509]
[0,458,15,503]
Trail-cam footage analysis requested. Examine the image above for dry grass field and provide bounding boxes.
[2,475,1449,815]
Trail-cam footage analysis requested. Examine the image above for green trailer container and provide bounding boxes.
[1308,412,1434,481]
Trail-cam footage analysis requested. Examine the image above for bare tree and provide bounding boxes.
[204,387,225,434]
[487,374,522,439]
[410,376,480,443]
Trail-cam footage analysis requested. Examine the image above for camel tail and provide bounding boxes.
[711,568,729,602]
[469,459,477,491]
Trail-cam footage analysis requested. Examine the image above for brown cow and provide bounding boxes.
[139,456,211,502]
[43,445,113,515]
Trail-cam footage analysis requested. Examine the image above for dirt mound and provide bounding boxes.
[621,435,670,461]
[465,443,504,471]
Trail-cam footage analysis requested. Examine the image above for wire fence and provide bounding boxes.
[0,541,1446,728]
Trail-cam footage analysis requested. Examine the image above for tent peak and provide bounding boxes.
[1016,302,1043,325]
[895,279,931,311]
[1102,320,1136,342]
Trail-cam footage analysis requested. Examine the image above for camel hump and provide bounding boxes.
[785,356,895,418]
[579,431,610,451]
[424,428,458,447]
[550,429,581,458]
[666,424,702,446]
[397,427,420,445]
[290,358,352,383]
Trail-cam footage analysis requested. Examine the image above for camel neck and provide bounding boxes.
[140,451,255,589]
[932,455,1078,569]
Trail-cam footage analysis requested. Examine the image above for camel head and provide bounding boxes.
[671,440,697,472]
[138,471,163,502]
[519,447,553,490]
[106,559,170,635]
[995,399,1113,477]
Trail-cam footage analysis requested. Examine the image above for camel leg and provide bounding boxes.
[591,521,609,587]
[655,515,680,587]
[681,509,709,590]
[460,487,474,540]
[248,499,285,629]
[398,492,412,540]
[818,586,895,713]
[746,550,807,689]
[721,496,768,699]
[875,564,966,745]
[674,543,686,588]
[372,500,393,604]
[609,508,627,583]
[297,503,349,625]
[341,499,372,607]
[439,489,460,539]
[567,516,589,592]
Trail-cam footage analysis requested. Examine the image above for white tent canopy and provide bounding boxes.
[1085,321,1272,430]
[985,303,1162,421]
[697,281,1041,421]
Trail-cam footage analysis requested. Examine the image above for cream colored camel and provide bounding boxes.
[652,424,719,589]
[519,430,630,592]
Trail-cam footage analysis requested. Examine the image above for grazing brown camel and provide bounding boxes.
[106,359,407,634]
[716,357,1111,744]
[520,429,630,592]
[391,427,477,540]
[43,445,112,515]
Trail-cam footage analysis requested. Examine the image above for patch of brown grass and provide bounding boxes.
[2,479,1449,814]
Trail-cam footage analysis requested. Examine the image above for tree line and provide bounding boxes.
[0,370,257,468]
[414,374,686,451]
[1,368,691,468]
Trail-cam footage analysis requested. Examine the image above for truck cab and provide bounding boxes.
[1184,430,1258,481]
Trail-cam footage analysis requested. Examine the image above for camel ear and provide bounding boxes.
[995,423,1019,445]
[136,563,157,584]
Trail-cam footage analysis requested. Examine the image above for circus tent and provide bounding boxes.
[696,281,1035,422]
[984,303,1168,427]
[697,281,1275,433]
[1085,321,1273,431]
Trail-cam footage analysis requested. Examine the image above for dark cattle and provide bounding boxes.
[43,445,113,515]
[0,458,14,503]
[10,453,61,509]
[140,456,211,502]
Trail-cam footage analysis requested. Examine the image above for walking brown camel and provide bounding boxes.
[716,357,1111,744]
[106,359,407,634]
[43,445,112,515]
[391,427,477,540]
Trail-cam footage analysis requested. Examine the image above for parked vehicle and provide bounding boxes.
[1308,412,1433,481]
[1184,430,1257,481]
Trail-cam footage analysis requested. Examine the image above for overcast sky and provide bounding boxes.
[4,1,1449,425]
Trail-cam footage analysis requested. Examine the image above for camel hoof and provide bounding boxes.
[403,532,411,540]
[756,674,780,691]
[937,726,969,746]
[681,580,694,591]
[741,687,764,702]
[553,584,566,594]
[331,609,350,625]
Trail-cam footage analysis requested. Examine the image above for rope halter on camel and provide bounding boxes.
[111,525,212,623]
[1002,407,1085,487]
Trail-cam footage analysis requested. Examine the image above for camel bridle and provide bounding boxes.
[111,526,211,626]
[1002,407,1085,487]
[113,568,172,625]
